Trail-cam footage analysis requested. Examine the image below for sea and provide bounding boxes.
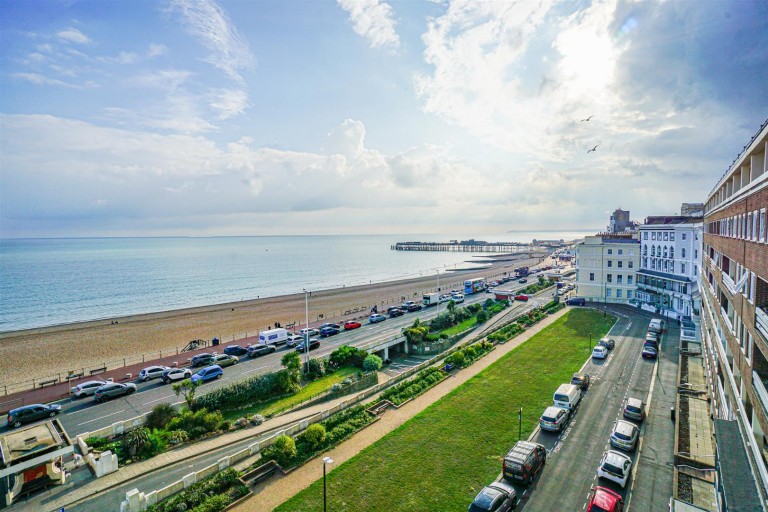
[0,232,593,333]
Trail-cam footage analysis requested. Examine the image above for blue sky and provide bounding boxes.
[1,0,767,237]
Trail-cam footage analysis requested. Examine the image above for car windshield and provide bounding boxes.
[541,415,557,422]
[603,461,624,476]
[472,488,500,509]
[614,430,631,441]
[626,405,641,414]
[554,394,569,402]
[591,504,611,512]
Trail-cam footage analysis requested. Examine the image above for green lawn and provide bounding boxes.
[439,316,478,336]
[222,366,360,420]
[276,309,615,512]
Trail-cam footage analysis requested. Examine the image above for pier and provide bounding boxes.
[392,239,531,253]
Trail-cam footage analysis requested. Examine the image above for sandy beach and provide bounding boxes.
[0,251,547,388]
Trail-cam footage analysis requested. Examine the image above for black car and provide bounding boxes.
[566,297,586,306]
[191,353,216,367]
[248,344,276,357]
[319,326,340,337]
[388,307,405,318]
[295,338,321,352]
[224,345,249,356]
[598,337,615,350]
[7,404,62,428]
[468,481,518,512]
[571,372,591,390]
[503,441,546,485]
[406,303,423,312]
[319,323,341,330]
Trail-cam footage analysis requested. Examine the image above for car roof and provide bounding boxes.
[543,406,565,417]
[614,420,638,435]
[505,441,543,463]
[11,403,46,412]
[473,486,505,508]
[572,372,586,379]
[78,380,106,387]
[201,365,222,371]
[593,345,607,351]
[593,486,622,508]
[626,397,643,407]
[604,450,631,465]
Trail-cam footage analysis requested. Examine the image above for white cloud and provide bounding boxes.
[168,0,255,82]
[208,88,249,119]
[147,43,168,58]
[337,0,400,49]
[57,28,91,44]
[12,72,81,88]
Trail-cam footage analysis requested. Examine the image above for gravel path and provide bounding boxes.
[233,306,570,512]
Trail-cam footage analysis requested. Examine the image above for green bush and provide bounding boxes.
[145,403,178,430]
[448,350,466,367]
[303,424,326,449]
[363,354,383,372]
[381,367,447,405]
[476,310,489,323]
[146,468,242,512]
[305,358,326,380]
[328,345,368,369]
[193,370,295,412]
[166,408,225,439]
[264,435,297,468]
[191,494,229,512]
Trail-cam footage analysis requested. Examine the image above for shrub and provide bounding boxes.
[467,303,482,313]
[191,494,229,512]
[381,367,447,405]
[193,370,295,412]
[146,468,241,512]
[328,345,367,369]
[168,430,189,445]
[145,403,178,430]
[303,424,326,449]
[265,435,297,467]
[476,310,489,323]
[362,354,383,372]
[448,350,466,367]
[305,358,326,380]
[125,427,150,459]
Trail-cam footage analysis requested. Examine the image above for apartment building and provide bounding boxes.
[635,215,703,320]
[700,118,768,505]
[575,233,639,304]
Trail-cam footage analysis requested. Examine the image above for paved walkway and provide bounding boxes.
[232,307,570,512]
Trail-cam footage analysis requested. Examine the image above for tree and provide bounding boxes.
[124,427,150,459]
[476,310,489,323]
[145,403,178,430]
[303,424,326,449]
[306,358,326,380]
[363,354,383,372]
[403,323,428,345]
[172,379,199,410]
[270,434,297,467]
[447,300,456,313]
[281,351,301,372]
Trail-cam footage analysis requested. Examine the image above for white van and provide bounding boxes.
[259,328,289,346]
[553,383,582,411]
[648,318,664,334]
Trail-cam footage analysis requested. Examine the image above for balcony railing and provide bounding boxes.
[753,370,768,417]
[757,306,768,343]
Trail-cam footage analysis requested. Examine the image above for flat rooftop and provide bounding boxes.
[0,421,65,466]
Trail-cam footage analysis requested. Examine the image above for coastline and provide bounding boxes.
[0,251,547,387]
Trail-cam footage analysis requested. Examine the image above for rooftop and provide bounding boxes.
[643,216,702,226]
[0,421,65,466]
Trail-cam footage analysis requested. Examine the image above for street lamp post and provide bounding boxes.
[323,456,334,512]
[436,270,440,317]
[303,289,310,373]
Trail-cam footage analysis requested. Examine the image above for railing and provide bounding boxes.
[753,371,768,417]
[723,273,738,295]
[756,306,768,343]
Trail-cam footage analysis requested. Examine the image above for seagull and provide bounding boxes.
[587,145,599,153]
[580,115,596,122]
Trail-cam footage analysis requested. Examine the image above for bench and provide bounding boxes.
[246,460,278,485]
[89,367,107,375]
[67,372,85,380]
[38,379,58,388]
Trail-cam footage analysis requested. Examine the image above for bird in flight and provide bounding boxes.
[580,115,596,122]
[587,145,599,153]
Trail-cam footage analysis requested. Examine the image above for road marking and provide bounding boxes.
[77,409,126,426]
[142,395,175,406]
[240,365,270,375]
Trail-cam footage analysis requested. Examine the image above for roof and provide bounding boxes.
[642,216,702,226]
[636,268,693,283]
[592,486,622,509]
[0,422,65,466]
[504,441,540,463]
[713,419,763,511]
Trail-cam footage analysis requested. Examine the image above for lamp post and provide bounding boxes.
[323,456,334,512]
[436,270,440,317]
[303,289,310,373]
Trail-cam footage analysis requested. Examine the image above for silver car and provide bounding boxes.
[162,368,192,384]
[610,420,639,451]
[539,406,570,432]
[139,365,169,382]
[71,380,107,398]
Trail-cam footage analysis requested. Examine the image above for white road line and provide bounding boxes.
[77,409,126,426]
[142,395,175,406]
[240,365,270,375]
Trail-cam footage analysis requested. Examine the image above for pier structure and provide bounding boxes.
[392,239,531,252]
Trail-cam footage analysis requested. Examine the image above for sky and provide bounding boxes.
[1,0,767,238]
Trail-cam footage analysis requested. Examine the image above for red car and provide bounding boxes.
[587,486,624,511]
[344,320,362,330]
[514,294,529,301]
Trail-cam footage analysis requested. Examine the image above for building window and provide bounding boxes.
[663,232,669,241]
[628,261,634,269]
[643,245,648,256]
[651,246,656,257]
[747,213,752,240]
[652,232,656,240]
[607,260,613,267]
[670,232,675,241]
[681,248,685,258]
[681,263,686,273]
[644,232,648,240]
[607,249,613,255]
[627,290,633,299]
[629,249,634,256]
[618,261,623,268]
[617,289,623,298]
[663,260,668,272]
[760,208,766,243]
[617,275,623,284]
[663,246,668,258]
[682,233,687,241]
[628,275,633,285]
[618,249,623,255]
[606,289,612,298]
[670,247,674,259]
[607,274,613,283]
[753,210,759,240]
[589,273,595,282]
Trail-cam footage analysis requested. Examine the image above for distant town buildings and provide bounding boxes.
[574,233,640,304]
[608,208,632,233]
[680,202,705,217]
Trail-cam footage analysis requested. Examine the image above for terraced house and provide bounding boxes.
[700,118,768,507]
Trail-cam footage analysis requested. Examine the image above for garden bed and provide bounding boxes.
[146,468,247,512]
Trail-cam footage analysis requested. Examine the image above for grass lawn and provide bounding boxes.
[276,309,615,512]
[439,316,477,336]
[222,366,360,420]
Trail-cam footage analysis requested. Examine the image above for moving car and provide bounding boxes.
[319,326,341,337]
[295,338,321,352]
[514,294,529,302]
[587,486,624,512]
[451,293,465,303]
[623,398,645,422]
[519,279,528,284]
[212,354,239,367]
[539,406,570,432]
[71,380,107,398]
[570,372,590,390]
[191,353,216,367]
[599,337,615,350]
[388,307,405,318]
[566,297,586,306]
[162,368,192,383]
[641,345,658,359]
[502,441,546,485]
[439,294,452,303]
[248,344,276,357]
[368,313,387,324]
[190,365,224,384]
[610,420,639,452]
[7,404,62,428]
[468,481,519,512]
[94,382,137,402]
[344,320,362,330]
[224,345,249,356]
[407,303,423,312]
[139,365,169,382]
[597,450,633,488]
[592,346,608,359]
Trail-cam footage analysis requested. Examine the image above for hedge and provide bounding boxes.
[380,367,448,406]
[145,468,247,512]
[194,369,293,412]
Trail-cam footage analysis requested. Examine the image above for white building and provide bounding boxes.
[635,215,703,319]
[575,234,640,304]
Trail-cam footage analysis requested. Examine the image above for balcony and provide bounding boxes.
[754,371,768,417]
[757,306,768,344]
[723,273,737,295]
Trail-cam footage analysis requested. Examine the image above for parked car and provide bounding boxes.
[212,354,239,367]
[319,323,341,330]
[190,365,224,384]
[587,486,625,512]
[285,333,304,348]
[489,281,500,287]
[553,383,582,411]
[71,380,107,398]
[610,420,640,452]
[502,441,546,485]
[592,346,608,359]
[369,313,387,324]
[162,368,192,383]
[648,318,665,334]
[191,353,216,367]
[139,365,170,382]
[319,326,341,337]
[295,338,321,352]
[248,344,276,357]
[643,338,659,350]
[344,320,362,330]
[94,382,137,402]
[519,279,528,284]
[407,303,423,312]
[401,301,416,309]
[7,404,62,428]
[641,345,658,359]
[439,294,452,303]
[623,398,645,422]
[598,337,615,350]
[388,307,405,318]
[298,328,320,337]
[567,297,586,306]
[468,481,519,512]
[224,345,249,356]
[570,372,591,390]
[539,406,570,432]
[514,294,529,301]
[597,450,633,488]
